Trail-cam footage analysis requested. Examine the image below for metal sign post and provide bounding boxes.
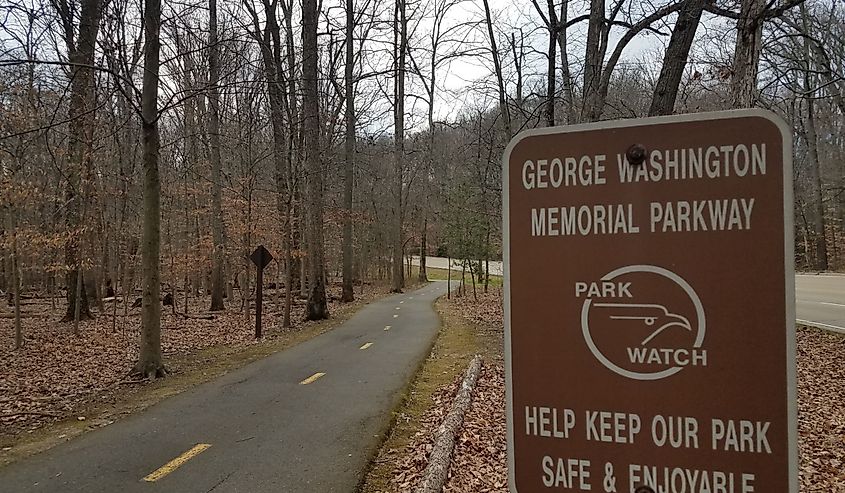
[502,110,796,493]
[250,245,274,339]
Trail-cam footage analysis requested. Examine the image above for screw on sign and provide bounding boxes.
[502,110,796,493]
[250,245,274,339]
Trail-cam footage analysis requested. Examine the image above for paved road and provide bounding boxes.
[796,274,845,333]
[413,257,843,333]
[0,282,449,492]
[411,256,503,276]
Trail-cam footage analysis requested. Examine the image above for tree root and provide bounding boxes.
[130,362,168,381]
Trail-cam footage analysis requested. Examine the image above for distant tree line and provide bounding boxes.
[0,0,840,371]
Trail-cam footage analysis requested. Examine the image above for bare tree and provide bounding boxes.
[581,0,684,121]
[304,0,329,319]
[391,0,407,293]
[52,0,105,322]
[134,0,165,379]
[209,0,226,311]
[243,0,295,324]
[703,0,807,107]
[800,3,828,270]
[731,0,767,107]
[482,0,511,138]
[649,0,707,116]
[280,0,305,302]
[531,0,562,126]
[407,0,467,283]
[341,0,356,301]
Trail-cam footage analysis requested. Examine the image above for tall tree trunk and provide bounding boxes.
[544,0,556,126]
[283,213,292,326]
[209,0,226,311]
[805,101,828,270]
[419,33,437,285]
[418,218,428,282]
[242,196,252,321]
[73,253,83,335]
[167,195,176,315]
[299,207,308,298]
[303,0,329,320]
[649,0,706,116]
[484,225,490,294]
[134,0,165,379]
[8,207,22,349]
[582,0,605,121]
[468,260,477,301]
[481,0,511,139]
[510,32,524,112]
[0,208,6,294]
[281,0,302,313]
[588,1,683,121]
[555,0,576,124]
[802,5,828,270]
[391,0,407,293]
[341,0,355,302]
[730,0,765,108]
[61,0,103,322]
[250,0,292,324]
[283,29,296,327]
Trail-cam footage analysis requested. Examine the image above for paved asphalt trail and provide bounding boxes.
[0,282,449,492]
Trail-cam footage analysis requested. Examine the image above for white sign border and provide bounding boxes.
[501,109,797,493]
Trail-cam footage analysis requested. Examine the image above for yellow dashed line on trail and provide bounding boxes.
[395,307,401,310]
[384,325,391,331]
[360,342,373,350]
[393,314,399,318]
[143,443,211,482]
[399,301,404,304]
[300,372,326,385]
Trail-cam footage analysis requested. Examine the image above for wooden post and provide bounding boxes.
[447,254,451,299]
[249,245,273,339]
[255,263,263,339]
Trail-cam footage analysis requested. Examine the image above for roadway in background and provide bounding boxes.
[796,274,845,333]
[412,257,844,334]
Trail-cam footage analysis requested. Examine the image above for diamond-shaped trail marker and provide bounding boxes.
[250,245,273,270]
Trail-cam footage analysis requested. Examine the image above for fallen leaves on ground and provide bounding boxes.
[447,290,503,332]
[443,364,506,493]
[797,327,845,491]
[388,377,462,491]
[381,293,845,492]
[0,284,391,442]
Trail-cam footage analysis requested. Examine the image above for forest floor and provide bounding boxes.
[363,289,845,492]
[0,280,406,466]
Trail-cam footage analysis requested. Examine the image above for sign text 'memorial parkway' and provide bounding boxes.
[503,110,796,493]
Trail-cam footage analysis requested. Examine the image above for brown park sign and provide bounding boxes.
[502,110,796,493]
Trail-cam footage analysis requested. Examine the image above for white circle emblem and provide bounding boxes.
[580,265,706,381]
